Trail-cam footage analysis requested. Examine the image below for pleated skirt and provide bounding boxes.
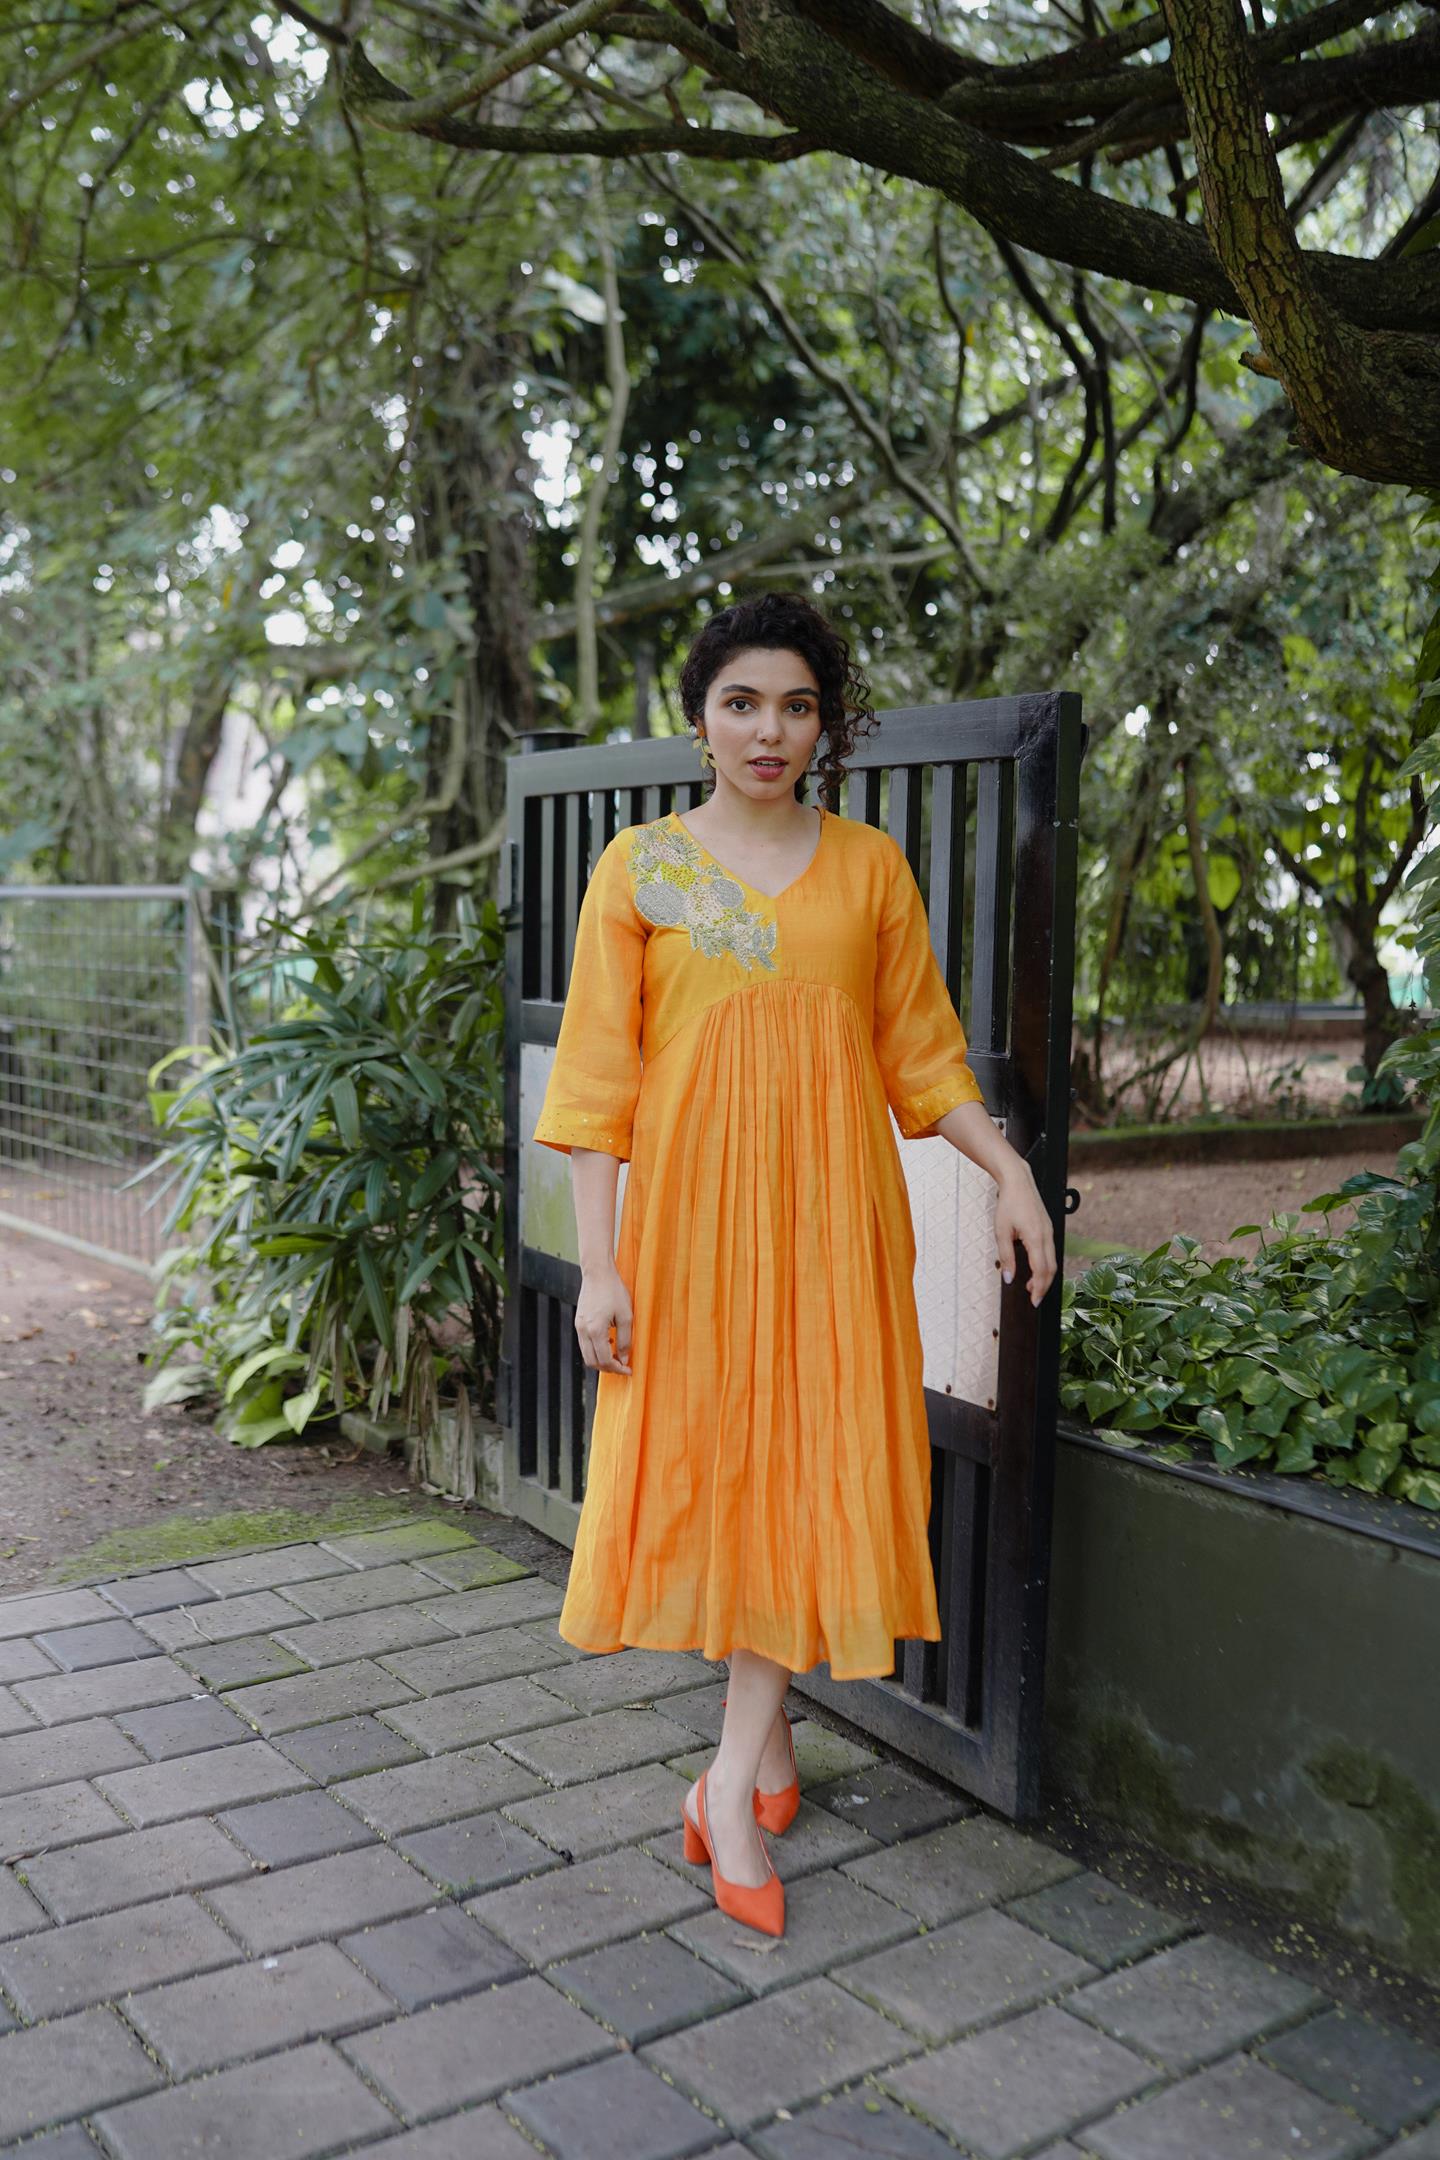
[557,976,943,1681]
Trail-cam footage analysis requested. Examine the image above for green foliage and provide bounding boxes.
[1062,511,1440,1509]
[136,891,505,1445]
[1059,1207,1440,1510]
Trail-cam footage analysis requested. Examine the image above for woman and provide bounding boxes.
[532,592,1056,1938]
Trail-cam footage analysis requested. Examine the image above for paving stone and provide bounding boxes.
[507,1760,693,1861]
[528,1649,713,1715]
[780,1723,881,1789]
[413,1578,565,1634]
[500,1705,696,1787]
[547,1932,747,2045]
[273,1712,421,1783]
[95,1737,309,1825]
[281,1561,448,1619]
[1387,2121,1440,2159]
[878,2003,1157,2158]
[97,1570,216,1616]
[0,1590,112,1642]
[174,1634,308,1691]
[273,1605,455,1670]
[381,1675,584,1757]
[340,1971,615,2120]
[31,1620,159,1672]
[805,1761,975,1846]
[1008,1871,1191,1972]
[20,1817,253,1923]
[339,1903,524,2009]
[505,2049,723,2160]
[345,2113,544,2159]
[336,1746,544,1836]
[1068,1932,1324,2071]
[1261,2007,1440,2136]
[647,1795,877,1887]
[749,2088,980,2160]
[93,2037,398,2160]
[0,1866,48,1938]
[0,1692,34,1739]
[652,1680,731,1741]
[469,1843,709,1967]
[138,1588,306,1648]
[204,1842,437,1953]
[397,1810,561,1897]
[126,1939,394,2077]
[0,1890,241,2018]
[641,1972,921,2136]
[380,1627,569,1696]
[412,1545,534,1592]
[841,1813,1081,1926]
[13,1655,197,1728]
[217,1787,376,1865]
[0,1641,57,1684]
[0,2126,105,2159]
[0,1710,146,1797]
[1085,2051,1382,2160]
[186,1543,355,1597]
[114,1694,250,1761]
[221,1657,418,1735]
[321,1521,478,1568]
[838,1906,1097,2042]
[513,1613,588,1661]
[669,1865,920,1997]
[0,1780,124,1862]
[0,2004,163,2143]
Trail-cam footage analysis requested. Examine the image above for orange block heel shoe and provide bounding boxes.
[719,1694,802,1836]
[682,1769,785,1937]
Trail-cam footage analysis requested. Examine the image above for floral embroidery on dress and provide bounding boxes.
[627,818,779,974]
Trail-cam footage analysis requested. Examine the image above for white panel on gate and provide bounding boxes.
[897,1113,1003,1411]
[519,1040,627,1265]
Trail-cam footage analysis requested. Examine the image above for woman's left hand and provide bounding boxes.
[995,1167,1057,1308]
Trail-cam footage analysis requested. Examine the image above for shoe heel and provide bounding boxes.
[683,1803,709,1865]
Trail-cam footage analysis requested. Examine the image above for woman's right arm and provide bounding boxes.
[571,1147,632,1376]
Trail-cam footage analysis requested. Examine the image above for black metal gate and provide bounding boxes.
[500,692,1084,1818]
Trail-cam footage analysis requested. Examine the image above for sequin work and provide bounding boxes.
[530,809,987,1680]
[628,817,779,974]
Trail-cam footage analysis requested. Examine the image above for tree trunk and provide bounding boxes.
[413,326,537,932]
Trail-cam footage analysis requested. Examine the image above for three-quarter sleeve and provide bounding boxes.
[873,837,985,1138]
[531,835,645,1161]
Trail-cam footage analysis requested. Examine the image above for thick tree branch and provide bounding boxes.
[1160,0,1440,486]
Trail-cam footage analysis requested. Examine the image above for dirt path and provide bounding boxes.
[0,1241,407,1594]
[1065,1142,1391,1265]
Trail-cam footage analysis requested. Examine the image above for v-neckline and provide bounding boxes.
[670,804,828,903]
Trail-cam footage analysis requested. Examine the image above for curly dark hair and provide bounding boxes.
[675,590,878,807]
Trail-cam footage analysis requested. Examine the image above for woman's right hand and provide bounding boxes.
[575,1264,633,1376]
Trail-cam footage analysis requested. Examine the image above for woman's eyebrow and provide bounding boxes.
[718,682,818,697]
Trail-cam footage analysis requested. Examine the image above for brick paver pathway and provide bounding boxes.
[1,1519,1436,2158]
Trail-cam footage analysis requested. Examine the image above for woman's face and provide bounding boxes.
[700,645,824,800]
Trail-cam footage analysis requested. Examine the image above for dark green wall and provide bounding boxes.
[1044,1438,1440,1980]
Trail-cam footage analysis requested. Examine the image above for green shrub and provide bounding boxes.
[136,892,505,1445]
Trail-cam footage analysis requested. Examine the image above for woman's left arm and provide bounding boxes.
[932,1099,1058,1309]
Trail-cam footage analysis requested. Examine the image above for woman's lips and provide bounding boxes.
[749,759,785,771]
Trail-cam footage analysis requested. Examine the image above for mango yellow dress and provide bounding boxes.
[530,803,986,1681]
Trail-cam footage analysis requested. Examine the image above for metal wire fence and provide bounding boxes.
[0,886,237,1273]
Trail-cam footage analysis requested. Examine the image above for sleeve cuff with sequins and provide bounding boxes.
[893,1067,986,1140]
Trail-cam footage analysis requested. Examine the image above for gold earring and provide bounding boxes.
[697,730,715,771]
